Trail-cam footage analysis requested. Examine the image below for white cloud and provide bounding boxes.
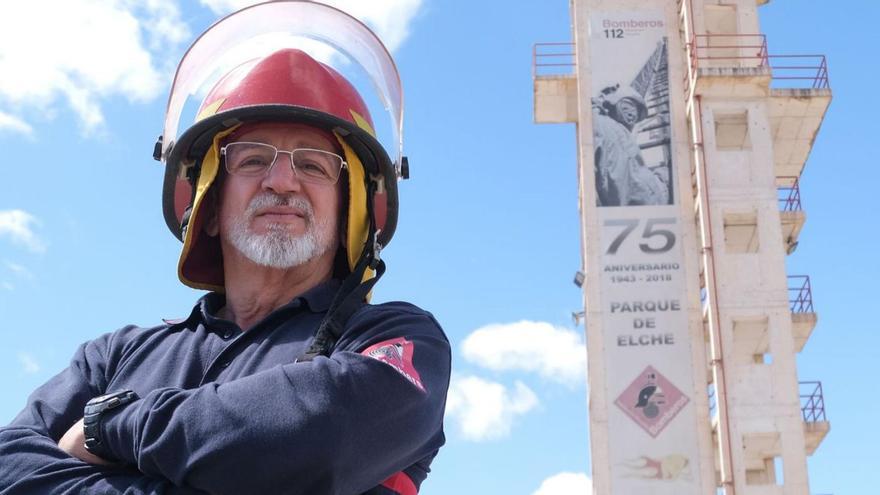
[461,321,587,385]
[0,210,46,253]
[0,0,189,134]
[4,260,34,280]
[199,0,422,52]
[17,352,40,374]
[445,375,538,442]
[0,111,33,136]
[1,281,13,291]
[532,472,592,495]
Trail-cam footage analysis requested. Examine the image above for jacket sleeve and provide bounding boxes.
[0,332,204,495]
[98,305,451,495]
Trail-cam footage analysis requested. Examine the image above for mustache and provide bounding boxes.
[245,192,314,220]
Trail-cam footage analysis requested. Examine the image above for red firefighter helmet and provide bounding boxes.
[156,1,404,292]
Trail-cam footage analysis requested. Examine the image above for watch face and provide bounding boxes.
[88,390,136,408]
[91,393,115,403]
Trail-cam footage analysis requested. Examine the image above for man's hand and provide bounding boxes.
[57,418,113,466]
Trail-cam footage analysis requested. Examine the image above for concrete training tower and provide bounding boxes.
[533,0,830,494]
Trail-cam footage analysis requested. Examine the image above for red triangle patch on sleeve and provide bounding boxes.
[361,337,426,393]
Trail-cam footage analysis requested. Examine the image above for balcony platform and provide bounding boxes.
[534,74,578,124]
[804,420,830,455]
[780,209,806,254]
[739,422,829,468]
[791,311,818,352]
[721,210,805,257]
[692,66,773,98]
[726,311,817,362]
[769,88,832,178]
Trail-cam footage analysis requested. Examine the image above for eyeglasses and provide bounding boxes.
[220,142,347,185]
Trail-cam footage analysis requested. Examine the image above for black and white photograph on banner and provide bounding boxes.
[593,38,674,208]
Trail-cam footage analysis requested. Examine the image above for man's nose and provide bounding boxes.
[261,152,302,193]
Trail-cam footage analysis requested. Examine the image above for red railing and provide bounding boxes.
[710,381,826,423]
[687,34,830,90]
[536,38,830,90]
[533,42,576,77]
[788,275,814,313]
[777,176,803,212]
[689,33,769,70]
[768,55,830,89]
[800,381,826,422]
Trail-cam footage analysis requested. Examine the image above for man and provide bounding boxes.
[593,85,669,207]
[0,3,450,495]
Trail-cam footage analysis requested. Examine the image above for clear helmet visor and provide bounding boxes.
[162,0,404,170]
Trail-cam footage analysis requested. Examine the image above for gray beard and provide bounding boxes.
[228,192,334,269]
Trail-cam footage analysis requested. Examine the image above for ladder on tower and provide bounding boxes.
[631,38,673,201]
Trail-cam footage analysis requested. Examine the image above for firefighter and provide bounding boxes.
[593,84,668,206]
[0,3,450,494]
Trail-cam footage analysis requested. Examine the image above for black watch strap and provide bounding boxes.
[83,390,139,462]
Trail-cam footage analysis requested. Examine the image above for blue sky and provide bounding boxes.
[0,1,877,494]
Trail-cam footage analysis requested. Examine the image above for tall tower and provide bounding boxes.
[533,1,830,494]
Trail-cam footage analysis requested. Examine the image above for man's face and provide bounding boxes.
[215,122,342,269]
[616,98,640,127]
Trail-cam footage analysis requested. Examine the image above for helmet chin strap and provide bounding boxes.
[296,179,384,362]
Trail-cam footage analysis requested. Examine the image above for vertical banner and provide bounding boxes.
[589,10,702,494]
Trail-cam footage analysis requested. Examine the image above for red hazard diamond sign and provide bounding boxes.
[614,365,689,438]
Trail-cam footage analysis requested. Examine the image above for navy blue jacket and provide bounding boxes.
[0,280,450,494]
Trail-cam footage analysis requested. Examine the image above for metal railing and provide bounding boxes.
[788,275,814,313]
[768,55,830,89]
[800,381,827,422]
[536,38,830,90]
[710,381,826,424]
[533,42,576,77]
[687,34,830,90]
[689,33,769,69]
[777,176,803,212]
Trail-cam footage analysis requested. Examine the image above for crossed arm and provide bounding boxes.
[0,339,201,495]
[0,310,450,495]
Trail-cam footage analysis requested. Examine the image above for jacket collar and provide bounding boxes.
[166,278,343,331]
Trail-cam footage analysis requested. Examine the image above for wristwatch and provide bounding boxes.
[83,390,139,462]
